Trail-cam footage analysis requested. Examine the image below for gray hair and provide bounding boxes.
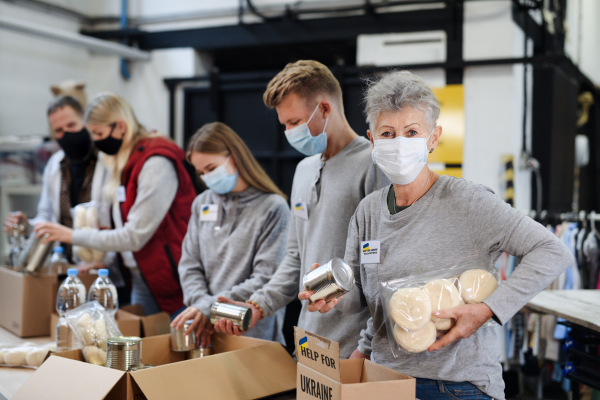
[363,70,440,132]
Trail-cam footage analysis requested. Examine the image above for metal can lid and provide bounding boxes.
[107,336,142,349]
[331,258,355,291]
[183,319,195,329]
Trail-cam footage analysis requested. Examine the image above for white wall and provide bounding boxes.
[462,1,532,211]
[565,0,600,86]
[0,1,90,137]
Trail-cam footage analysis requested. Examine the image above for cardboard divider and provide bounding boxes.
[16,333,297,400]
[294,327,416,400]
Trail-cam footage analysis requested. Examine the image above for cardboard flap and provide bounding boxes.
[120,304,145,316]
[131,341,296,399]
[141,312,171,337]
[140,334,186,365]
[294,327,341,382]
[13,355,125,400]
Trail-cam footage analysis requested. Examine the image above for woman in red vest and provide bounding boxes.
[36,92,195,319]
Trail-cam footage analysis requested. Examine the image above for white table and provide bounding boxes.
[525,290,600,333]
[0,326,52,399]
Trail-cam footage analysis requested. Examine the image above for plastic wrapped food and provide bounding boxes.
[0,342,56,369]
[65,301,121,365]
[71,202,105,263]
[379,263,500,356]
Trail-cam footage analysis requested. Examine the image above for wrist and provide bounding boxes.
[245,300,264,320]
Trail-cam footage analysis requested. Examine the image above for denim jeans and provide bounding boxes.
[416,378,494,400]
[130,268,161,316]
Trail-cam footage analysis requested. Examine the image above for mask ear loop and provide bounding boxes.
[306,102,321,125]
[427,127,436,153]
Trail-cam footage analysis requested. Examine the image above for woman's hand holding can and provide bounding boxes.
[212,297,261,336]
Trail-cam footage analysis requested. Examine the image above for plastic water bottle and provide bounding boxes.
[88,269,119,316]
[56,268,86,351]
[46,246,68,275]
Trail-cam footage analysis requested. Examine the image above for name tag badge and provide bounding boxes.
[360,240,381,264]
[200,204,219,222]
[293,199,309,220]
[116,186,126,203]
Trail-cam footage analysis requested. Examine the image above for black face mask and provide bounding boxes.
[94,124,123,156]
[56,127,92,162]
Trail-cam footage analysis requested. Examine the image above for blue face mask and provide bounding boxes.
[200,157,238,195]
[284,102,329,156]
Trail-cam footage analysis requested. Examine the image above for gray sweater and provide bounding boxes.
[178,187,289,344]
[340,176,573,399]
[250,137,390,358]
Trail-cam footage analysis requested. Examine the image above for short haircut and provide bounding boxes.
[47,96,84,117]
[364,70,440,132]
[263,60,343,108]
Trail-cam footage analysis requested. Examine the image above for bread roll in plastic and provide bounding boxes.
[393,322,437,353]
[83,345,106,366]
[389,288,432,331]
[423,279,461,331]
[25,348,49,367]
[459,269,498,304]
[4,348,27,366]
[74,207,87,229]
[85,207,99,229]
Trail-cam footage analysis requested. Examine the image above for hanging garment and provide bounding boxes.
[583,231,599,289]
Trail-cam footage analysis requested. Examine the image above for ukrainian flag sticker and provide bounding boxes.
[299,336,308,351]
[295,203,303,211]
[363,243,369,252]
[202,206,210,215]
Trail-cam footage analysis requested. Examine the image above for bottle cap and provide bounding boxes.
[67,268,78,276]
[53,246,64,253]
[98,269,109,276]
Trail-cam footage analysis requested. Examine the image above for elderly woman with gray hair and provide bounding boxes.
[298,71,573,400]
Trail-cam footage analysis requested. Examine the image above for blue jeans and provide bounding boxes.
[416,378,494,400]
[130,268,161,316]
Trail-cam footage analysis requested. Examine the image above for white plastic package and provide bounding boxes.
[0,342,56,369]
[379,263,500,356]
[65,301,121,365]
[71,202,105,263]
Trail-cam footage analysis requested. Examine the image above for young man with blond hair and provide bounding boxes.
[214,60,389,359]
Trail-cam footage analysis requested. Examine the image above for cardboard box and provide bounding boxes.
[120,304,171,337]
[294,327,415,400]
[13,333,297,400]
[0,266,57,337]
[0,266,101,337]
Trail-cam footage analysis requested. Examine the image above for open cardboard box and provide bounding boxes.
[0,266,98,337]
[294,327,415,400]
[13,332,297,400]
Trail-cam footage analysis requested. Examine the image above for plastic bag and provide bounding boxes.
[379,263,500,356]
[65,301,121,365]
[0,342,56,369]
[71,202,105,263]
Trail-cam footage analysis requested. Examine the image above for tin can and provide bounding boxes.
[170,319,197,352]
[303,258,355,302]
[130,364,155,371]
[210,302,251,331]
[106,336,142,371]
[189,345,213,359]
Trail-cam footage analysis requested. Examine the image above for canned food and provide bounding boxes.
[106,336,141,371]
[189,345,213,359]
[210,302,251,331]
[130,364,155,371]
[303,258,355,302]
[170,319,197,352]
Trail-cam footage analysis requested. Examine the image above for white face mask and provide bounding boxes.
[372,132,433,185]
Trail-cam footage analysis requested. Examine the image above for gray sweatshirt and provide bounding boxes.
[72,156,178,257]
[178,187,290,344]
[340,176,573,399]
[250,137,390,358]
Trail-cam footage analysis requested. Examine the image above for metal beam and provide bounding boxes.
[0,15,150,61]
[84,8,451,51]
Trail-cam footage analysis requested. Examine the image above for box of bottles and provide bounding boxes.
[14,333,297,400]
